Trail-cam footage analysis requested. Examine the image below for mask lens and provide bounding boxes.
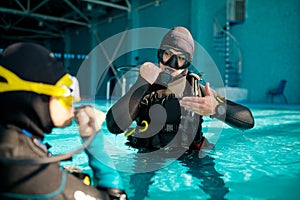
[159,48,190,69]
[57,76,81,109]
[163,49,187,62]
[70,77,80,102]
[163,49,172,57]
[178,54,187,62]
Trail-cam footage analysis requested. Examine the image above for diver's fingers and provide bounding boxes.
[140,62,161,84]
[84,106,106,127]
[76,106,106,137]
[205,82,212,96]
[77,111,93,137]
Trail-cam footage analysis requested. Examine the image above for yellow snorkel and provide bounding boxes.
[0,65,80,109]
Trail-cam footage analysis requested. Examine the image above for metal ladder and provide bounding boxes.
[213,1,244,87]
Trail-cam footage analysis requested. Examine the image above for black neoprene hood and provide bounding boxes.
[0,42,66,84]
[159,26,195,61]
[0,42,67,137]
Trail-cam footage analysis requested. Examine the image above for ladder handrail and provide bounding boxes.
[213,17,243,74]
[106,67,139,102]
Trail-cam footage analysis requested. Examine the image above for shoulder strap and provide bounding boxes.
[184,72,202,96]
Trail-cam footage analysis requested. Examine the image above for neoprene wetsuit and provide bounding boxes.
[106,72,254,152]
[0,124,115,200]
[0,42,126,200]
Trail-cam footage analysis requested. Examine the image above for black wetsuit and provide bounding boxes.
[0,92,111,200]
[106,72,254,152]
[0,125,111,200]
[0,42,127,200]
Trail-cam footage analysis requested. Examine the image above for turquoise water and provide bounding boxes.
[45,101,300,200]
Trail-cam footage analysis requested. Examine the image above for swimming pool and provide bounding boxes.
[45,101,300,200]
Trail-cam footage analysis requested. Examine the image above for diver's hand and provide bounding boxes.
[180,82,218,116]
[75,106,106,137]
[140,62,162,85]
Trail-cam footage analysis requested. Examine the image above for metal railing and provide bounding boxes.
[106,65,140,102]
[213,17,243,87]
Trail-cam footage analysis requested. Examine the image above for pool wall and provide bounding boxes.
[39,0,300,104]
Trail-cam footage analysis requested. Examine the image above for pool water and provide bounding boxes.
[45,101,300,200]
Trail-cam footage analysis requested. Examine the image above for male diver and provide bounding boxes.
[106,26,254,153]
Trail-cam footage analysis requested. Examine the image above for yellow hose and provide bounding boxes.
[124,120,149,137]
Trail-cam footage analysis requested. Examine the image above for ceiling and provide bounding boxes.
[0,0,132,47]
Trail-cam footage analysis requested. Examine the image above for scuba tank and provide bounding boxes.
[178,72,201,149]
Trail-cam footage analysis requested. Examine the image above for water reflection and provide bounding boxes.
[180,152,229,200]
[127,150,229,200]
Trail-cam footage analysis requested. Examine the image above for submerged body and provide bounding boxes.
[106,72,254,152]
[106,26,254,153]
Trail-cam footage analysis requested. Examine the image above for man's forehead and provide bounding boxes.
[164,46,187,55]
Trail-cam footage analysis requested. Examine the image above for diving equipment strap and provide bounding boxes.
[0,65,69,97]
[0,65,80,109]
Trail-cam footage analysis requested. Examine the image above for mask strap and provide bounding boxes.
[0,65,68,97]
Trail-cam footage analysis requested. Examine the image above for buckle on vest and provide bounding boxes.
[162,124,178,133]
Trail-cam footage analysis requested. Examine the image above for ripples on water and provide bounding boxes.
[45,104,300,200]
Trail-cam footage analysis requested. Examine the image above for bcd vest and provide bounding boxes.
[127,73,204,151]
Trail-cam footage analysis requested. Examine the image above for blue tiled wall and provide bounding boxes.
[65,0,300,104]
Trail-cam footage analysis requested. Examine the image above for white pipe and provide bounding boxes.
[122,77,126,96]
[106,81,111,101]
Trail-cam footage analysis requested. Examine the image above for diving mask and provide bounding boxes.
[0,65,80,109]
[157,48,191,69]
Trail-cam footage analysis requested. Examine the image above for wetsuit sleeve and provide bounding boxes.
[106,75,151,134]
[199,84,254,130]
[219,99,254,130]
